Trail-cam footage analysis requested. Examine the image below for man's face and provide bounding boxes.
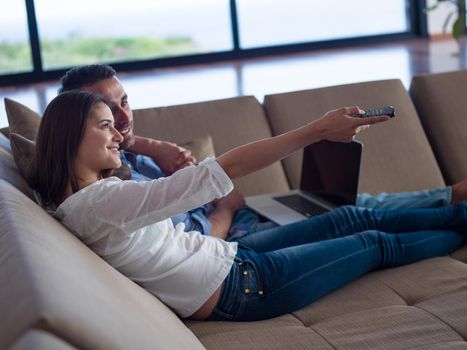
[83,76,135,150]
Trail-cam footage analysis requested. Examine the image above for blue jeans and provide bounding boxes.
[226,187,453,241]
[356,187,452,209]
[208,204,467,321]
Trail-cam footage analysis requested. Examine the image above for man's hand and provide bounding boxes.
[130,136,197,175]
[152,141,197,175]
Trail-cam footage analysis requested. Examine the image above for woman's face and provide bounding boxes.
[74,102,123,176]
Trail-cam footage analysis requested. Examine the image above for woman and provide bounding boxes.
[31,91,467,321]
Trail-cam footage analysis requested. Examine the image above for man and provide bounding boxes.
[59,64,467,241]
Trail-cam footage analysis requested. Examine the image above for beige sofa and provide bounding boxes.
[1,70,467,350]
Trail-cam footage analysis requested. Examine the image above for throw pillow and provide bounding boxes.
[4,98,41,140]
[180,135,216,162]
[9,132,35,181]
[0,127,10,139]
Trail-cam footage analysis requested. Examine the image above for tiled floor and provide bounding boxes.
[1,37,466,128]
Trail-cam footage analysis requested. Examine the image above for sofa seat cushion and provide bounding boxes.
[264,79,445,194]
[133,96,290,196]
[186,256,467,350]
[0,180,205,350]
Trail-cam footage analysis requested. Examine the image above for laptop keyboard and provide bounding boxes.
[273,194,328,218]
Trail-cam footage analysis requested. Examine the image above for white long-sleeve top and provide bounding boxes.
[52,158,237,318]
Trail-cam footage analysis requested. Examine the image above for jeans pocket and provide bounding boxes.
[239,260,264,296]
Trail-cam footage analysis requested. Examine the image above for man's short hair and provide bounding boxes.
[58,64,116,94]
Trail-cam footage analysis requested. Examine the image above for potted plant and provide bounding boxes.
[425,0,466,44]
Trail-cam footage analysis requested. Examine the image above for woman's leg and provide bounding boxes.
[211,229,466,321]
[237,203,467,253]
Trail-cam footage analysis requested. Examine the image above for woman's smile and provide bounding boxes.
[107,145,120,154]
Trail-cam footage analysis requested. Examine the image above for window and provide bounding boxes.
[242,47,411,97]
[236,0,409,49]
[1,0,424,85]
[34,0,233,70]
[0,2,33,74]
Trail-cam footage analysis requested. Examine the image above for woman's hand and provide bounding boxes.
[217,106,391,180]
[314,106,390,143]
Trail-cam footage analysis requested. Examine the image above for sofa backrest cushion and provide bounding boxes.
[0,180,205,350]
[133,96,290,196]
[264,79,445,194]
[410,70,467,184]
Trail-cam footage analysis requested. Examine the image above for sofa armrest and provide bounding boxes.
[0,180,205,350]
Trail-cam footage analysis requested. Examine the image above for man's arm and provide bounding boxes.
[130,135,196,175]
[208,190,245,240]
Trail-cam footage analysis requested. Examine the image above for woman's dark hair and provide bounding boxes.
[31,90,108,206]
[58,64,116,94]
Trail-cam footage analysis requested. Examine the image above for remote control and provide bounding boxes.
[352,106,395,118]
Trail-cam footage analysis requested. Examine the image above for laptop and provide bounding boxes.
[245,140,363,225]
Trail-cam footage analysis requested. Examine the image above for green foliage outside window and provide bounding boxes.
[0,42,33,74]
[0,35,197,74]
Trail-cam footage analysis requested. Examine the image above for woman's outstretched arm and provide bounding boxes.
[217,107,389,179]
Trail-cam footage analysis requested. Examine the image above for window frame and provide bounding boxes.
[0,0,429,87]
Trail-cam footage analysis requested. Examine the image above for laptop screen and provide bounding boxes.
[300,140,362,206]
